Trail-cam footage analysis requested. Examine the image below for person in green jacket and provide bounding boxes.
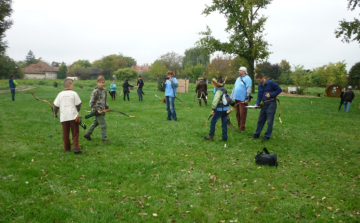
[9,74,18,101]
[204,78,230,142]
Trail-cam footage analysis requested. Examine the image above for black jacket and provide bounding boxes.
[122,82,134,93]
[343,90,355,102]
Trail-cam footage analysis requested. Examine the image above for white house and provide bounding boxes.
[21,62,59,79]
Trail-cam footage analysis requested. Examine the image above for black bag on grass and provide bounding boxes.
[255,148,278,167]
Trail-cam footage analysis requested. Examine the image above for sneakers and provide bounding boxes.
[102,139,111,143]
[261,137,270,142]
[248,135,259,139]
[74,149,82,154]
[84,134,92,141]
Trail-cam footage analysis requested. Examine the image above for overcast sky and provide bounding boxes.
[5,0,360,71]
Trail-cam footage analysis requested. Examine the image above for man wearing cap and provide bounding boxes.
[231,67,252,133]
[195,78,208,106]
[343,86,355,112]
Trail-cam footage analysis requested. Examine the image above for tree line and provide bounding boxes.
[1,0,359,89]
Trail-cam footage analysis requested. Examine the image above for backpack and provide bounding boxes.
[220,88,232,106]
[255,148,278,167]
[139,79,144,88]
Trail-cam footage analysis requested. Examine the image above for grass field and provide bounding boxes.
[0,79,359,222]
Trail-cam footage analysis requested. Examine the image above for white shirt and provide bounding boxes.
[53,90,82,122]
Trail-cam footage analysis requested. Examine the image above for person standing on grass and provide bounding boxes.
[109,80,117,101]
[122,79,134,101]
[343,86,355,112]
[53,78,83,154]
[339,87,346,110]
[231,67,252,133]
[195,77,208,106]
[84,75,110,143]
[9,74,18,101]
[204,78,230,141]
[248,72,282,142]
[162,70,178,121]
[137,75,144,101]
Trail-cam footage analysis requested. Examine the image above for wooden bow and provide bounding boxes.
[31,92,59,120]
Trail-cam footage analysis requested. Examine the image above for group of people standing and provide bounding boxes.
[339,86,355,112]
[109,76,145,101]
[201,67,282,142]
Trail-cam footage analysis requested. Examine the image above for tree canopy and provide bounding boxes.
[25,50,42,66]
[0,0,13,54]
[157,51,183,75]
[92,54,137,72]
[0,55,23,79]
[335,0,360,44]
[348,62,360,87]
[198,0,272,92]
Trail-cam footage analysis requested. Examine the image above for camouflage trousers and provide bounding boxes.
[86,115,107,140]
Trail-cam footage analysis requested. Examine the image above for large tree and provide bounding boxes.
[57,62,67,79]
[0,55,23,79]
[335,0,360,44]
[347,62,360,87]
[25,50,42,66]
[198,0,272,92]
[256,61,281,80]
[0,0,13,54]
[182,46,210,69]
[157,51,183,75]
[148,60,168,79]
[92,54,137,72]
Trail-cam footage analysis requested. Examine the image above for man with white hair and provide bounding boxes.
[231,66,252,133]
[343,86,355,112]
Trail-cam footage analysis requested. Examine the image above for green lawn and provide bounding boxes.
[0,79,359,222]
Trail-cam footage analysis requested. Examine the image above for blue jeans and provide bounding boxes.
[10,88,15,101]
[209,110,228,140]
[166,96,177,120]
[343,101,351,112]
[254,102,276,139]
[137,88,143,101]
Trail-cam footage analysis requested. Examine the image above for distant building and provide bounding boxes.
[21,62,59,79]
[131,65,150,73]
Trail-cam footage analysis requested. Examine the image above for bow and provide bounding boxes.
[84,109,136,119]
[204,112,213,127]
[31,92,59,120]
[175,96,184,107]
[155,94,166,103]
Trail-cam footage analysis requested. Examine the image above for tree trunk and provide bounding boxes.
[247,58,255,93]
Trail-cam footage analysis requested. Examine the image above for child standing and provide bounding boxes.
[53,78,83,154]
[110,80,117,101]
[84,75,109,142]
[9,74,18,101]
[204,78,230,141]
[122,79,134,101]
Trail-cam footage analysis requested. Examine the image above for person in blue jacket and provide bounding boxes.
[9,74,18,101]
[109,80,117,101]
[248,72,282,141]
[162,71,178,121]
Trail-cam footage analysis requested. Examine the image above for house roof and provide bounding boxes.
[21,62,60,74]
[131,65,150,73]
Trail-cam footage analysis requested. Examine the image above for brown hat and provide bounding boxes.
[198,77,204,81]
[212,78,223,88]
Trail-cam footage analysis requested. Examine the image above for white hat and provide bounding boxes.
[348,86,352,89]
[239,67,247,74]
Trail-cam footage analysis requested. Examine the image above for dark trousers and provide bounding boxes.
[110,91,116,100]
[61,120,80,151]
[124,92,130,101]
[234,100,248,131]
[254,102,276,139]
[10,88,15,101]
[137,88,143,101]
[209,110,228,140]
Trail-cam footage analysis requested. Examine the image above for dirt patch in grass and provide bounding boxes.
[278,92,319,98]
[0,86,37,93]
